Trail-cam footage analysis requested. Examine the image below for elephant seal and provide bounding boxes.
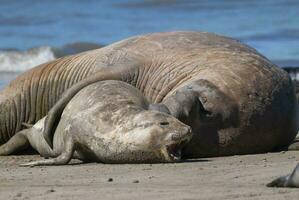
[267,164,299,188]
[0,31,297,158]
[0,80,192,165]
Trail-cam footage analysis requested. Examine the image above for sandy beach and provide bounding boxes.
[0,2,298,200]
[1,151,299,200]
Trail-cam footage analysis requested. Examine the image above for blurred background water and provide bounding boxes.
[0,0,298,87]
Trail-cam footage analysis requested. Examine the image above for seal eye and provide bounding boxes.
[160,122,169,126]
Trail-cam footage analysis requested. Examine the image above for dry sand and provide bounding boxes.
[1,151,299,200]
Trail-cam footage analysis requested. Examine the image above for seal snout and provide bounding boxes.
[171,126,192,141]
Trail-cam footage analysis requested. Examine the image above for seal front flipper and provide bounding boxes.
[0,129,30,155]
[20,135,75,167]
[267,163,299,187]
[267,176,290,187]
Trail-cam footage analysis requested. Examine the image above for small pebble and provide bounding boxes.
[133,180,139,183]
[46,189,55,194]
[108,178,113,182]
[16,192,22,197]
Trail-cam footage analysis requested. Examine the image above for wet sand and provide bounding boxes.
[1,151,299,200]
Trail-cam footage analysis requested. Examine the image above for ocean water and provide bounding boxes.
[0,0,298,87]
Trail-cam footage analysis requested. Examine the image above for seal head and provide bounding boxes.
[114,110,193,163]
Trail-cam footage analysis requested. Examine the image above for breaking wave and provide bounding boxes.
[0,42,102,72]
[0,46,55,72]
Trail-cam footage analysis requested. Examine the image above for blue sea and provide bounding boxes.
[0,0,298,87]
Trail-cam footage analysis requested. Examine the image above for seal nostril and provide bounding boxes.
[171,133,180,141]
[160,122,169,126]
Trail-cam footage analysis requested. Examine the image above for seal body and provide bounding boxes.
[0,31,297,158]
[0,81,192,165]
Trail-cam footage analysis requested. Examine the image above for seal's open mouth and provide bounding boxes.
[166,143,182,161]
[162,136,191,162]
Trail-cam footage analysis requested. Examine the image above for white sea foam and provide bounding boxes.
[0,46,56,72]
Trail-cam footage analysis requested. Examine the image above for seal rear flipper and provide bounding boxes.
[20,135,75,167]
[0,129,30,155]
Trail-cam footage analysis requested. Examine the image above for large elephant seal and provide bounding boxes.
[0,80,192,165]
[0,31,297,158]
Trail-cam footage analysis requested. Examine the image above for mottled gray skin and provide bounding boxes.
[267,164,299,188]
[0,81,192,165]
[0,31,297,158]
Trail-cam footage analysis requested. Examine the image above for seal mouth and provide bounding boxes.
[166,143,183,161]
[162,136,191,162]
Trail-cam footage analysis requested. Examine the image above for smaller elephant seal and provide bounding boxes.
[0,80,192,166]
[267,164,299,188]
